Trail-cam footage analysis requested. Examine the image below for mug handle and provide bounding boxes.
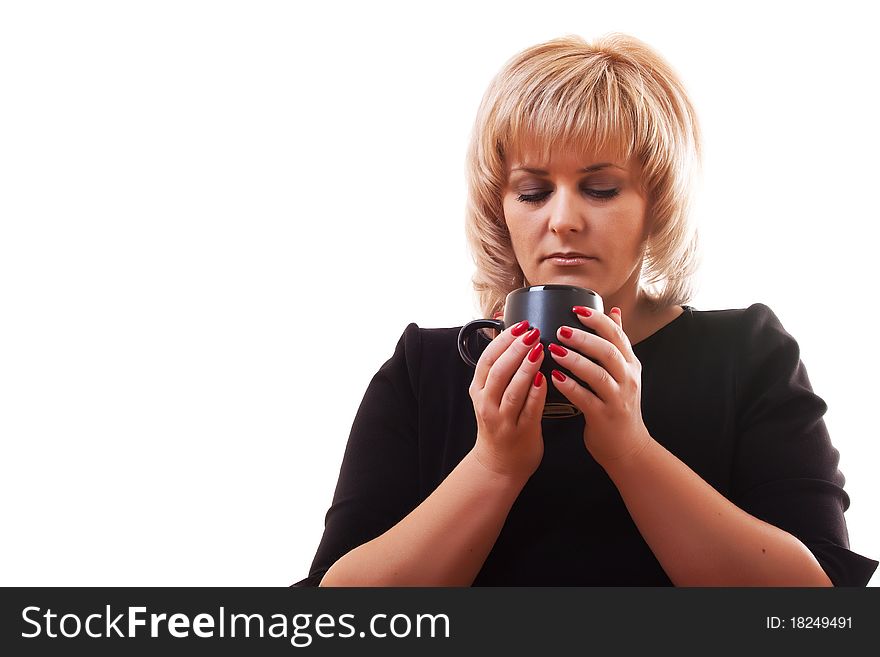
[457,318,504,367]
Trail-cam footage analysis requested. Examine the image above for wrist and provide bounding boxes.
[596,428,656,476]
[466,447,533,490]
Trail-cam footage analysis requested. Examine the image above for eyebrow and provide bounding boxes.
[510,163,624,175]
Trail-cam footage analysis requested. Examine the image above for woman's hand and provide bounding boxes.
[547,306,652,469]
[469,321,547,482]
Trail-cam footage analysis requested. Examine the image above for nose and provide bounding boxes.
[547,185,586,234]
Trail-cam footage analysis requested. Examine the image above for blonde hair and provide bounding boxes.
[464,33,702,321]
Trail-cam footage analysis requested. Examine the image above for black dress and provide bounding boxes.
[293,303,878,586]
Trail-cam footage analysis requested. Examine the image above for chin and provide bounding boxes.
[543,274,593,288]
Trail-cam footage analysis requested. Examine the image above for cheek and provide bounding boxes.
[502,200,529,240]
[609,200,648,243]
[501,197,518,224]
[508,222,537,256]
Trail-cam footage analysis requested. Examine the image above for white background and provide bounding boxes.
[1,0,877,586]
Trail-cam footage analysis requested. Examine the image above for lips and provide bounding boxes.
[545,252,595,260]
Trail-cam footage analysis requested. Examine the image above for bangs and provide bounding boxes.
[494,64,641,167]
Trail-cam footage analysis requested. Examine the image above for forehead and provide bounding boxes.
[506,145,636,176]
[505,135,634,172]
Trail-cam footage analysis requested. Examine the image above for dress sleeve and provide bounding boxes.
[291,323,422,587]
[730,303,878,586]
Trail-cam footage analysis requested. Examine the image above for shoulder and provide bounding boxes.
[703,304,814,415]
[414,324,471,349]
[687,301,781,332]
[389,323,467,358]
[684,302,793,352]
[672,303,802,387]
[384,322,480,379]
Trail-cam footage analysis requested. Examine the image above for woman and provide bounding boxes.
[293,34,878,586]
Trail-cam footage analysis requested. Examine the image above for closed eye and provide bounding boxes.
[516,189,620,204]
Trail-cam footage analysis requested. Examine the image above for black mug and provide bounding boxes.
[457,285,604,418]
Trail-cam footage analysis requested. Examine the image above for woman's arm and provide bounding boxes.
[550,304,841,586]
[601,435,833,587]
[319,449,527,587]
[321,321,548,586]
[314,320,546,587]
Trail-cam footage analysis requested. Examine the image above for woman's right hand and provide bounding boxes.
[468,321,547,482]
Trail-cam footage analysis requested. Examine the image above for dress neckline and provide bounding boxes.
[631,305,693,351]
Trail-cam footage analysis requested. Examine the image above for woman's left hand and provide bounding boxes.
[548,306,653,469]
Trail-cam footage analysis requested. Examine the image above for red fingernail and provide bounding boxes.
[573,306,592,317]
[548,343,567,358]
[611,307,621,315]
[559,327,573,339]
[533,371,544,387]
[551,369,567,382]
[523,328,541,346]
[528,343,543,362]
[511,320,529,336]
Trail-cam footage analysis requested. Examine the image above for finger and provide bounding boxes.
[499,341,545,417]
[491,311,504,338]
[555,326,628,384]
[483,328,541,407]
[550,367,600,414]
[572,305,636,364]
[548,341,618,402]
[610,306,623,328]
[518,366,548,426]
[472,320,529,389]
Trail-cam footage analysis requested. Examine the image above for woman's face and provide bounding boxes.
[501,145,650,301]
